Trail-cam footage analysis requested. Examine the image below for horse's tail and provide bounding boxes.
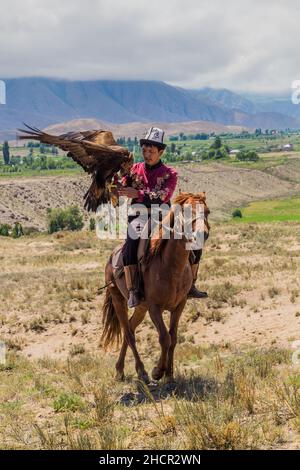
[101,288,122,349]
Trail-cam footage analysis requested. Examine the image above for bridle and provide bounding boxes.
[153,204,209,247]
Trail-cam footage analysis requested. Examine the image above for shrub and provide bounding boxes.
[69,344,85,356]
[53,392,85,413]
[47,206,84,234]
[236,151,259,162]
[232,209,242,218]
[89,217,95,231]
[0,224,11,236]
[12,222,24,238]
[29,317,47,332]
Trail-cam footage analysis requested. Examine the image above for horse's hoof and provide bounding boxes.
[164,377,177,390]
[138,372,150,384]
[115,371,125,382]
[152,367,165,381]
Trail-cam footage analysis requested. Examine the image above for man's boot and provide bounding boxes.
[188,263,208,299]
[124,265,141,308]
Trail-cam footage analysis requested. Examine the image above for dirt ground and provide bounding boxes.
[1,156,300,230]
[0,221,299,450]
[0,221,299,360]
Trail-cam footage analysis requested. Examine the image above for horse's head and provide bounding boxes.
[148,191,210,259]
[173,191,210,244]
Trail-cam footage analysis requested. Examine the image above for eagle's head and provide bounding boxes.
[120,152,134,175]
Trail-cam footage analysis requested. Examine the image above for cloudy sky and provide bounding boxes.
[0,0,298,93]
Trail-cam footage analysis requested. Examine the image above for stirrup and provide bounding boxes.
[128,289,141,308]
[188,284,208,299]
[124,265,141,307]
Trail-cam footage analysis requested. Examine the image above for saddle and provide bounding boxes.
[111,219,151,280]
[111,218,196,282]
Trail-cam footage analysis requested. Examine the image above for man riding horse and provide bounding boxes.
[118,126,207,308]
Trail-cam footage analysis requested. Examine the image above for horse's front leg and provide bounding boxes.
[165,299,186,382]
[115,304,148,381]
[148,304,171,381]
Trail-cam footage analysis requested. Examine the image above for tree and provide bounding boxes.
[202,136,229,161]
[40,144,46,154]
[39,155,47,169]
[2,141,10,165]
[117,137,125,145]
[212,136,222,149]
[126,137,134,152]
[195,133,208,140]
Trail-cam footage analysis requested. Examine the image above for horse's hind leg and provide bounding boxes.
[115,304,148,381]
[110,287,149,383]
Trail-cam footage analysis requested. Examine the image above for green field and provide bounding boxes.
[164,132,300,156]
[222,153,290,170]
[2,131,300,177]
[0,167,83,178]
[0,148,297,179]
[233,196,300,223]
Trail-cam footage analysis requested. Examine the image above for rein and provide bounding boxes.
[158,210,208,242]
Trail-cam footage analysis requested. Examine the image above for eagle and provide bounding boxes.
[18,124,134,211]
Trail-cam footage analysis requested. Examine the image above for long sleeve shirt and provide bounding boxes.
[122,160,178,207]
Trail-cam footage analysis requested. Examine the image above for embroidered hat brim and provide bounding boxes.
[139,138,166,150]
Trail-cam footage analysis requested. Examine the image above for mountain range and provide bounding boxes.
[0,78,299,140]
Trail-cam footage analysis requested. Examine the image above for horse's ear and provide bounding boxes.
[195,191,206,202]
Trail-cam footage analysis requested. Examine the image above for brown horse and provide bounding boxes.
[101,192,210,383]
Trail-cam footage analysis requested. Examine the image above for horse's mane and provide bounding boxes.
[145,192,210,263]
[173,192,208,206]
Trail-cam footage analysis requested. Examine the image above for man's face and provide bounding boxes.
[142,144,164,166]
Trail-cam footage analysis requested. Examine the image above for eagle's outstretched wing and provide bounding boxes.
[18,124,133,211]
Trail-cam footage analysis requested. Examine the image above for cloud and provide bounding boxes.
[0,0,299,92]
